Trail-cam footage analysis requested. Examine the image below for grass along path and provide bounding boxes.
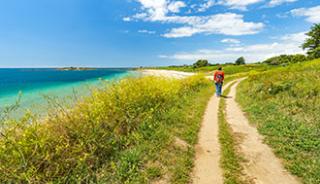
[218,81,247,184]
[191,81,234,184]
[236,59,320,184]
[225,79,300,184]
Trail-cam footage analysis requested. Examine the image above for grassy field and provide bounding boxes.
[236,59,320,184]
[148,63,275,75]
[0,75,214,183]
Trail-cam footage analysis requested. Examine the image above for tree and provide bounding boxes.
[193,59,209,68]
[235,57,245,65]
[302,24,320,59]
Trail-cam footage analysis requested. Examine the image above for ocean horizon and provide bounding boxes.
[0,68,134,117]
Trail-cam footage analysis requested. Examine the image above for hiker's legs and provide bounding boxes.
[215,83,222,96]
[218,83,222,96]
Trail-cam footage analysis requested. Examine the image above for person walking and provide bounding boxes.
[214,67,225,97]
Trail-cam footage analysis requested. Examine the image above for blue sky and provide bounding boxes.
[0,0,319,67]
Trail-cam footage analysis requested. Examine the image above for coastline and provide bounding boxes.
[0,70,134,118]
[1,69,206,116]
[1,69,203,119]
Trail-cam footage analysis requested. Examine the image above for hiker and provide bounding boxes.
[214,67,225,97]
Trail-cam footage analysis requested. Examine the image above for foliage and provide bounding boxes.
[307,47,320,59]
[0,75,212,183]
[263,54,308,65]
[0,92,21,126]
[236,59,320,184]
[303,24,320,59]
[235,57,245,65]
[193,59,210,68]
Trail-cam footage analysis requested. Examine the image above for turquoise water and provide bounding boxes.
[0,68,133,117]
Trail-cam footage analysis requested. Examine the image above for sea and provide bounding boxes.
[0,68,133,118]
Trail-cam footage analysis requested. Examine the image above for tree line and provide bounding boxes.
[192,56,246,68]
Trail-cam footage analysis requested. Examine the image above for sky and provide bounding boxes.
[0,0,319,67]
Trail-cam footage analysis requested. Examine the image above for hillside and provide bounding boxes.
[237,59,320,184]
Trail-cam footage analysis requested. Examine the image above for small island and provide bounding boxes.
[56,67,96,71]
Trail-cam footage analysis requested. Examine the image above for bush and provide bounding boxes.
[193,60,210,68]
[0,75,211,183]
[235,57,245,65]
[263,54,308,65]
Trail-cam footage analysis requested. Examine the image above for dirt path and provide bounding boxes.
[225,79,300,184]
[192,82,233,184]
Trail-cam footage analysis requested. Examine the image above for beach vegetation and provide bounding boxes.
[0,75,213,183]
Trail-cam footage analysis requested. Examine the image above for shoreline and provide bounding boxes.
[140,69,215,81]
[0,70,133,118]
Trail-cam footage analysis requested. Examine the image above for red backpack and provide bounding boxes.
[215,71,224,83]
[216,73,223,83]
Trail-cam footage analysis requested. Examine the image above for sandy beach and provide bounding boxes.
[141,69,195,79]
[141,69,215,81]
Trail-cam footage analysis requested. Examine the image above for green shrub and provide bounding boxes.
[235,57,246,65]
[263,54,308,65]
[193,59,210,68]
[0,75,211,183]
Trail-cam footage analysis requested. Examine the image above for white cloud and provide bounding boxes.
[164,13,264,38]
[280,31,307,43]
[198,0,216,12]
[168,1,186,13]
[138,29,156,34]
[125,0,264,38]
[123,17,132,22]
[268,0,297,7]
[163,27,199,38]
[133,13,149,19]
[134,0,185,21]
[160,32,306,63]
[218,0,264,11]
[195,0,263,11]
[221,38,241,44]
[291,5,320,23]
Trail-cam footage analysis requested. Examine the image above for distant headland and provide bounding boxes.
[56,67,96,71]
